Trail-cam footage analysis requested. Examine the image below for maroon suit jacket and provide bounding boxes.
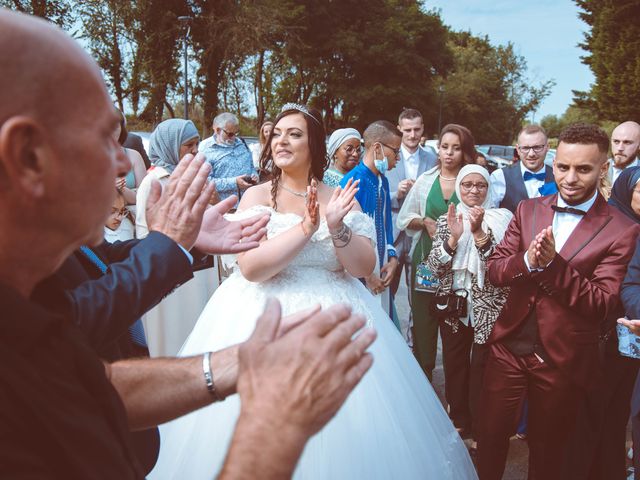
[487,193,640,389]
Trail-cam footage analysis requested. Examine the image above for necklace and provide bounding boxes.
[279,182,308,198]
[440,174,456,181]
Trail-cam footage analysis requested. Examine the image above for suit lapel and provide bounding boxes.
[396,152,407,180]
[531,195,556,243]
[558,195,611,262]
[417,149,429,176]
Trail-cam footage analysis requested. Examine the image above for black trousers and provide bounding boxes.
[440,319,490,438]
[563,344,638,480]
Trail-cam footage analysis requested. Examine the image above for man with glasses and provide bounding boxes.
[489,124,554,213]
[341,121,401,327]
[200,112,257,201]
[387,109,437,317]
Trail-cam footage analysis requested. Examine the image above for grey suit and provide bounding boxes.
[387,146,437,297]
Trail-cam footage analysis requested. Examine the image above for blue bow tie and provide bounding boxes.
[523,171,546,182]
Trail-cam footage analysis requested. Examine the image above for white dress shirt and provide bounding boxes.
[524,190,598,270]
[489,162,546,208]
[401,144,420,181]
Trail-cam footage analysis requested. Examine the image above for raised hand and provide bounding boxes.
[146,153,216,250]
[301,178,320,237]
[535,226,555,267]
[326,178,359,231]
[468,206,485,234]
[446,203,464,242]
[193,194,270,254]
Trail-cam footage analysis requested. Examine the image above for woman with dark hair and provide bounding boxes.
[114,108,147,205]
[150,106,477,479]
[397,124,476,382]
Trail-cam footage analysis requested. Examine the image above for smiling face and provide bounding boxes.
[398,116,424,152]
[271,113,311,175]
[438,132,464,171]
[553,142,608,206]
[459,173,488,207]
[517,130,548,172]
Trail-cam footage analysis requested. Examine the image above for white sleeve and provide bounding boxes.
[489,169,506,208]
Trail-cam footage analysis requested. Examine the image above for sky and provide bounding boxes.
[425,0,594,120]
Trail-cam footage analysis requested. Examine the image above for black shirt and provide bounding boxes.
[0,283,143,479]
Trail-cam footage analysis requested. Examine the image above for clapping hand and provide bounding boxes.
[535,226,555,267]
[326,178,359,231]
[301,178,320,237]
[468,206,485,233]
[397,179,414,199]
[193,194,270,254]
[446,203,464,246]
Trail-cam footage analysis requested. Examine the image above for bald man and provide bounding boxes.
[609,121,640,185]
[0,9,375,479]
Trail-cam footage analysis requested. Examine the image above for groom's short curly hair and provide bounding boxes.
[558,123,609,154]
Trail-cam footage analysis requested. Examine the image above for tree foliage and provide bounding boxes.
[0,0,74,29]
[575,0,640,121]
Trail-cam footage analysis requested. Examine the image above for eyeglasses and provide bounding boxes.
[518,144,546,154]
[460,181,488,192]
[343,145,363,155]
[110,206,129,217]
[379,142,400,157]
[222,129,239,138]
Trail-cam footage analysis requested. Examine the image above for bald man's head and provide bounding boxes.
[0,10,128,281]
[611,121,640,169]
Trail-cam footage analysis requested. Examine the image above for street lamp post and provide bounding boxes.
[178,16,192,120]
[437,85,445,134]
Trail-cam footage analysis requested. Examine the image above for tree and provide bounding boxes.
[0,0,75,29]
[575,0,640,120]
[440,32,554,144]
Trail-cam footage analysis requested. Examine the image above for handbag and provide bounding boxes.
[430,288,468,319]
[414,262,440,294]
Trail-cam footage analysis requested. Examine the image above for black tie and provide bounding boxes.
[551,204,586,216]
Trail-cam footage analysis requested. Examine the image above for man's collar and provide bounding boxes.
[557,189,598,212]
[401,144,418,159]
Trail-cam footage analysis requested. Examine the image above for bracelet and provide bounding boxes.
[202,352,223,402]
[331,223,352,248]
[474,232,490,247]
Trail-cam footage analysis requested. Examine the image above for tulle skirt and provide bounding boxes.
[150,267,477,479]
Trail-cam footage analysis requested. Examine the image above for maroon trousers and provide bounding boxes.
[476,343,583,480]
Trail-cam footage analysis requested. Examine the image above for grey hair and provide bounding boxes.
[213,112,239,128]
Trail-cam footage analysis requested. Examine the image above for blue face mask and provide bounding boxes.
[374,145,389,175]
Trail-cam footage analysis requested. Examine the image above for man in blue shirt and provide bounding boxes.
[341,120,400,327]
[200,112,257,200]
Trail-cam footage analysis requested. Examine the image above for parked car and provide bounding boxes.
[476,145,513,170]
[544,148,556,167]
[477,144,516,162]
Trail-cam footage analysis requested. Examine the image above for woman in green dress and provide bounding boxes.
[396,124,477,381]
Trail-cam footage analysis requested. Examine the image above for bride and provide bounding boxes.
[150,104,477,479]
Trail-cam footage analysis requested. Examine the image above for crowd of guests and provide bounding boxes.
[5,8,640,480]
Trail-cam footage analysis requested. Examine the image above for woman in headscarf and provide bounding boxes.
[424,164,512,446]
[323,127,362,187]
[135,118,201,238]
[396,123,476,381]
[135,118,220,357]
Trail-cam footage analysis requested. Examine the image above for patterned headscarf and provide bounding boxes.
[149,119,199,173]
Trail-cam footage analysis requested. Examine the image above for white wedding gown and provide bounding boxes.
[150,206,477,480]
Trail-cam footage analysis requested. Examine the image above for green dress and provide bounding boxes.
[410,178,459,381]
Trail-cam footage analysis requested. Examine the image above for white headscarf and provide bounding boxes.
[451,164,513,290]
[327,128,361,159]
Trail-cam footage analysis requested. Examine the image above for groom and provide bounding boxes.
[476,123,640,479]
[0,9,376,479]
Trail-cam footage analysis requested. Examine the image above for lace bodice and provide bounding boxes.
[225,205,376,272]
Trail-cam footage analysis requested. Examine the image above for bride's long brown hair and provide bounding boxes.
[258,106,328,210]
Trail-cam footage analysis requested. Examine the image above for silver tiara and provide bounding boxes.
[281,102,321,125]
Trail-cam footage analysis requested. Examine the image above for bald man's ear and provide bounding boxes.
[0,116,48,197]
